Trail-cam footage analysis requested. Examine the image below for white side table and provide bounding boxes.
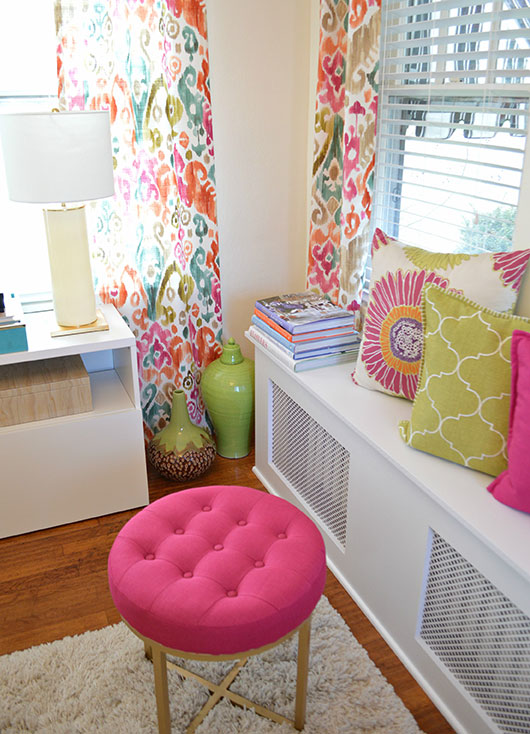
[0,304,149,538]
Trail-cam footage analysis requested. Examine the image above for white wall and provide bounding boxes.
[206,0,319,356]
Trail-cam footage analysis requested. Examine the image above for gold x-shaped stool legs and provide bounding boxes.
[131,616,312,734]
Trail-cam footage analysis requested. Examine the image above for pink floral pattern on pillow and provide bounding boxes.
[353,229,530,401]
[357,269,448,400]
[493,250,530,291]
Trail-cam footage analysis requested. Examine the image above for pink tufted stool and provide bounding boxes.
[108,485,326,733]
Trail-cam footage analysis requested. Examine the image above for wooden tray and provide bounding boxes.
[0,355,92,427]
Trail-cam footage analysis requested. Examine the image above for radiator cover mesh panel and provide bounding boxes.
[420,531,530,734]
[270,381,349,548]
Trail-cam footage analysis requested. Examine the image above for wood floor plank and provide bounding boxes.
[0,611,109,656]
[0,450,454,733]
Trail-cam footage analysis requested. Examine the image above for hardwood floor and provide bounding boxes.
[0,450,454,733]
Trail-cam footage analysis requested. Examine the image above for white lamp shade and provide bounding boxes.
[0,110,115,203]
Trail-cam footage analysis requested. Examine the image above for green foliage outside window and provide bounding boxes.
[460,206,516,254]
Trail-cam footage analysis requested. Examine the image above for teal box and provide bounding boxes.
[0,324,28,354]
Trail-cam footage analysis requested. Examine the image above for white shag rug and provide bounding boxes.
[0,597,423,734]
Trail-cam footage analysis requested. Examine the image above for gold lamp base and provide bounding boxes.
[50,308,109,338]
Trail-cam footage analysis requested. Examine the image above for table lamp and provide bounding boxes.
[0,110,115,332]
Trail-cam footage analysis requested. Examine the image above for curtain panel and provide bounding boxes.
[307,0,380,325]
[55,0,222,439]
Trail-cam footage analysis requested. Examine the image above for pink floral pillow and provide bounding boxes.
[488,331,530,513]
[352,229,530,400]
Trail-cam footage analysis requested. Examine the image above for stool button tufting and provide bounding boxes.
[108,485,327,674]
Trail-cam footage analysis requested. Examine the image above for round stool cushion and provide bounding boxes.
[108,485,326,655]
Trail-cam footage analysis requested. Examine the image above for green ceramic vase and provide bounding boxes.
[201,338,255,458]
[147,389,216,481]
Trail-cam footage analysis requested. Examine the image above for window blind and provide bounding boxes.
[373,0,530,254]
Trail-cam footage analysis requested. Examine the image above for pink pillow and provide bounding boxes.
[488,330,530,513]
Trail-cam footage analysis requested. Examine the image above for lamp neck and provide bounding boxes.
[44,203,86,213]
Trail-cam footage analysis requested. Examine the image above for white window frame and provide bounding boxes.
[513,134,530,315]
[373,1,530,258]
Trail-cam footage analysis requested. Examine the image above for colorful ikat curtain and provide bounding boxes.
[307,0,380,325]
[55,0,222,439]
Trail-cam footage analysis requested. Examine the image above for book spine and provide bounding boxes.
[248,326,360,372]
[255,308,358,343]
[291,334,360,353]
[294,351,354,371]
[252,316,361,354]
[247,326,297,370]
[253,309,293,342]
[292,327,358,343]
[251,316,294,350]
[250,323,339,359]
[292,344,352,358]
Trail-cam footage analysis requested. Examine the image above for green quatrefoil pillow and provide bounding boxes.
[399,283,530,476]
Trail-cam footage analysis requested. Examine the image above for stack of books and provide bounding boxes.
[247,291,360,372]
[0,293,28,354]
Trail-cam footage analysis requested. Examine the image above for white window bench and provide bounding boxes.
[248,334,530,734]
